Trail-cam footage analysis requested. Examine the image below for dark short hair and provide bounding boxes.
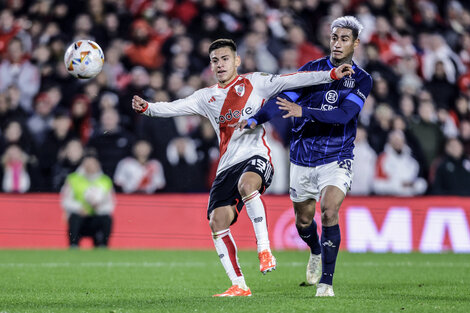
[208,39,237,54]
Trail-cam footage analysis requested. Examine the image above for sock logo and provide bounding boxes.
[322,240,336,248]
[218,254,225,259]
[254,217,263,223]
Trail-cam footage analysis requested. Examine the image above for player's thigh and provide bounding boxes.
[238,171,263,197]
[320,185,346,212]
[289,163,320,202]
[240,155,273,195]
[317,159,353,201]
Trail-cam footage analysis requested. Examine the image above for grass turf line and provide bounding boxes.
[0,250,469,313]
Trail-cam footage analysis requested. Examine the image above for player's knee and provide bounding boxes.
[295,214,314,229]
[321,209,338,225]
[238,182,257,198]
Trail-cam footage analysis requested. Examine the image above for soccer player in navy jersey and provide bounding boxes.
[234,16,373,296]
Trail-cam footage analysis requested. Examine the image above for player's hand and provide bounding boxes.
[132,95,149,113]
[276,97,302,118]
[331,64,355,80]
[229,118,257,130]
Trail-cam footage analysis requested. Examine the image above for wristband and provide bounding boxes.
[245,118,258,128]
[330,68,339,80]
[136,101,149,113]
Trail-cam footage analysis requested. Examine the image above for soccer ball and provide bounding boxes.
[64,40,104,79]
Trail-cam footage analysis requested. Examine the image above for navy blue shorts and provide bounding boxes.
[207,155,273,224]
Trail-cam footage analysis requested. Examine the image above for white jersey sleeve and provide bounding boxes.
[143,89,207,118]
[250,71,333,99]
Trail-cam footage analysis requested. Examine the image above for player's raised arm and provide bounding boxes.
[253,64,354,100]
[132,91,205,118]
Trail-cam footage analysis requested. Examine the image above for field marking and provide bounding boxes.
[0,261,469,268]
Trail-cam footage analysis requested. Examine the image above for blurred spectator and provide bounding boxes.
[26,92,55,146]
[421,34,465,84]
[287,25,324,68]
[350,125,377,196]
[369,16,397,64]
[52,138,85,192]
[409,98,446,176]
[0,119,36,156]
[368,103,394,154]
[114,139,166,193]
[1,144,31,193]
[124,19,169,70]
[87,108,134,178]
[459,120,470,157]
[165,136,204,192]
[0,37,40,112]
[70,95,94,144]
[190,118,218,190]
[373,130,427,196]
[60,154,115,248]
[424,60,458,109]
[431,138,470,196]
[238,32,278,74]
[38,109,76,191]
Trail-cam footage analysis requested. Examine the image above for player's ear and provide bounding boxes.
[235,54,241,67]
[354,38,360,49]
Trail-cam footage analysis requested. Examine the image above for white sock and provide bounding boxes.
[243,191,271,253]
[212,229,247,288]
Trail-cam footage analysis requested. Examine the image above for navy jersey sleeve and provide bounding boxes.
[302,73,373,124]
[251,62,312,125]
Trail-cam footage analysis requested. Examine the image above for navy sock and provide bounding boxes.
[296,219,321,255]
[319,224,341,285]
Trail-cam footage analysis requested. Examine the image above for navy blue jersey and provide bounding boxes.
[253,56,372,167]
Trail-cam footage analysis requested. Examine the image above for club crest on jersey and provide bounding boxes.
[325,90,338,104]
[234,83,245,97]
[343,78,355,88]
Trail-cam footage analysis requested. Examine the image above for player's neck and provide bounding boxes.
[218,73,239,88]
[329,56,353,67]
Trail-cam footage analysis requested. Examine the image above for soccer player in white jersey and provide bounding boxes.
[132,39,353,297]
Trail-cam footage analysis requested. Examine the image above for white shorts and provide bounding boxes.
[289,160,353,202]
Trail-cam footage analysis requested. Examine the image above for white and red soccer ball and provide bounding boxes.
[64,40,104,79]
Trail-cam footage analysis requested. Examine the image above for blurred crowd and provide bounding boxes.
[1,0,470,196]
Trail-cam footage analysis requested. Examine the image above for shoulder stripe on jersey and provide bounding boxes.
[345,93,364,109]
[218,77,254,159]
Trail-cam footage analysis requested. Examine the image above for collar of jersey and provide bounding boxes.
[326,58,357,70]
[218,75,240,89]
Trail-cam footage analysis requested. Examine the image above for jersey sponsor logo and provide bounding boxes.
[234,83,245,97]
[208,96,216,103]
[343,78,355,88]
[321,104,336,111]
[325,90,338,104]
[215,107,253,124]
[356,89,366,101]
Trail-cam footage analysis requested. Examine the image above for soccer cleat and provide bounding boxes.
[258,250,276,274]
[315,283,335,297]
[306,253,322,285]
[213,285,252,297]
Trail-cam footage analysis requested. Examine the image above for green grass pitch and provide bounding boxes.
[0,250,469,313]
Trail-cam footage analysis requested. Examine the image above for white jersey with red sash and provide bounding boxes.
[142,71,333,174]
